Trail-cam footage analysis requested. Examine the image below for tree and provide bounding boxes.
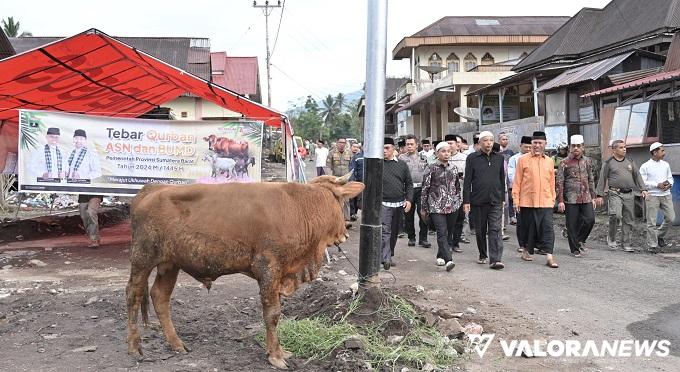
[288,94,362,142]
[2,17,32,37]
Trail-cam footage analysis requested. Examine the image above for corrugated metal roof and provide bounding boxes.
[516,0,680,71]
[537,52,633,92]
[211,52,260,97]
[9,36,212,81]
[583,69,680,97]
[607,67,663,85]
[0,29,15,60]
[412,16,570,37]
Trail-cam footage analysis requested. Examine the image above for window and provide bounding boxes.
[428,53,442,80]
[610,102,654,145]
[481,53,495,65]
[567,87,596,124]
[659,99,680,143]
[545,89,566,126]
[464,53,477,72]
[446,53,459,73]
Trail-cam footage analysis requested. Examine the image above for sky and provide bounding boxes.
[2,0,611,111]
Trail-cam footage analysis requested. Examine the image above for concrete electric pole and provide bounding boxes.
[252,0,281,108]
[359,0,388,288]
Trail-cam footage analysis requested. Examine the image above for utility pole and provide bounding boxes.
[252,0,281,108]
[253,0,281,150]
[359,0,387,289]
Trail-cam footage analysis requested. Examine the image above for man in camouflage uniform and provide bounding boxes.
[556,135,596,257]
[328,137,353,221]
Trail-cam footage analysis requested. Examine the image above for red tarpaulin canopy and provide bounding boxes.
[0,29,285,170]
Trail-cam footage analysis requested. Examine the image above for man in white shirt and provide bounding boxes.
[463,133,480,156]
[419,139,433,159]
[28,127,66,182]
[67,129,101,182]
[640,142,675,252]
[314,140,329,176]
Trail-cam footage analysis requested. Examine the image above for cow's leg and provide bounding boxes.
[126,265,153,355]
[150,263,186,353]
[259,280,291,369]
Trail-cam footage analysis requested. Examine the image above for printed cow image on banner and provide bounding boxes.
[18,110,263,195]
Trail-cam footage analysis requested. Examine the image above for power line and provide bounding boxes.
[270,0,286,58]
[271,63,324,99]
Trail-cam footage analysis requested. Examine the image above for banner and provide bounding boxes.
[18,110,263,195]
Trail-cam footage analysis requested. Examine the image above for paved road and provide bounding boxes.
[304,157,680,371]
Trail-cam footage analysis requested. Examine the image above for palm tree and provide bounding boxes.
[2,17,31,37]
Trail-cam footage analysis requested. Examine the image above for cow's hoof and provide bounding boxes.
[170,342,188,354]
[268,356,288,369]
[281,349,293,359]
[127,344,143,356]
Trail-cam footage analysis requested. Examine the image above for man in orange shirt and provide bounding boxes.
[512,131,559,268]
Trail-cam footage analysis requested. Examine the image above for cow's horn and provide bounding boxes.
[335,170,353,184]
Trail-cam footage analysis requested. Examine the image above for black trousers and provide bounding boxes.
[472,204,504,264]
[390,206,403,255]
[430,213,455,262]
[520,207,555,254]
[516,209,526,248]
[405,187,428,241]
[449,207,465,248]
[565,203,595,253]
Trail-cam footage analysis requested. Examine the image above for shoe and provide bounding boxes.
[521,250,533,261]
[445,261,455,272]
[517,247,524,253]
[571,251,582,258]
[408,239,416,247]
[460,237,471,244]
[398,233,405,238]
[436,258,445,266]
[382,261,391,270]
[345,222,353,229]
[87,239,100,249]
[623,246,635,252]
[418,240,432,248]
[647,246,659,254]
[490,262,505,270]
[546,255,559,268]
[428,230,436,235]
[578,242,587,253]
[451,246,463,253]
[477,258,487,265]
[607,237,618,250]
[502,234,510,241]
[536,249,548,255]
[350,215,358,222]
[390,259,396,267]
[510,217,517,225]
[658,237,671,248]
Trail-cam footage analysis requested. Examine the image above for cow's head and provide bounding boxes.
[310,171,364,202]
[203,134,217,150]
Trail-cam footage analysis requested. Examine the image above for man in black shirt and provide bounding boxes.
[463,131,506,270]
[381,137,413,270]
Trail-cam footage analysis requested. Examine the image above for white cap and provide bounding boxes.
[650,142,663,152]
[436,141,450,152]
[479,131,494,140]
[570,134,584,145]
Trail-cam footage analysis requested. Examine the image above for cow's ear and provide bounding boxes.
[335,181,364,199]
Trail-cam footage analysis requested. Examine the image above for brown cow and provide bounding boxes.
[203,134,249,158]
[126,174,364,369]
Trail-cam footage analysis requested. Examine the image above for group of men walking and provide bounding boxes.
[372,129,676,272]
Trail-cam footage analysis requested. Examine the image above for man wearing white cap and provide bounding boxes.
[556,134,596,257]
[463,130,506,269]
[639,142,675,252]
